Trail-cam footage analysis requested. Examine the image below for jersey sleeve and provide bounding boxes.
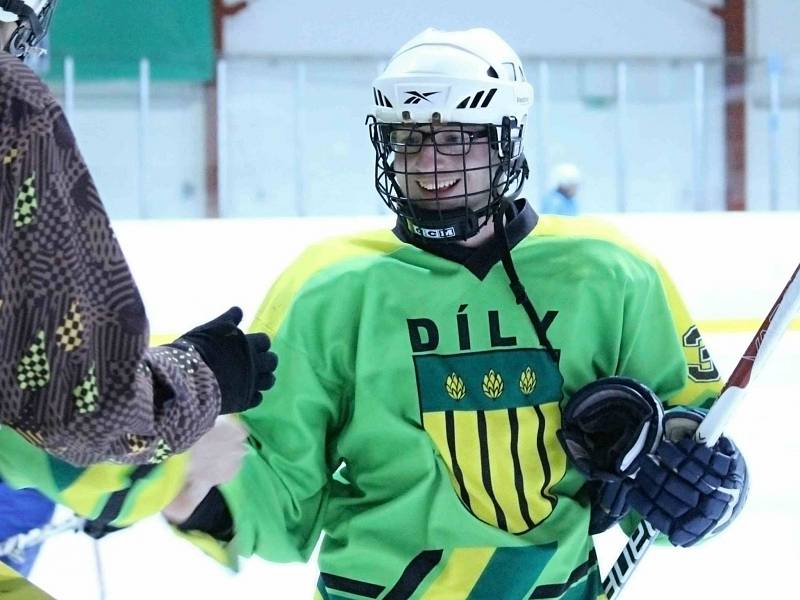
[614,253,723,542]
[617,255,722,410]
[0,54,221,465]
[219,252,356,563]
[0,426,187,529]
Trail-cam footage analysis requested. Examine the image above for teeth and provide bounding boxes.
[416,178,459,191]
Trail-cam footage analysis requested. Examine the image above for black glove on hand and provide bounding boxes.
[558,377,664,533]
[173,307,278,414]
[559,377,664,481]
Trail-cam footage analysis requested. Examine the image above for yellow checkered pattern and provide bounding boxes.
[2,147,19,165]
[16,331,50,391]
[56,301,85,352]
[13,173,37,228]
[149,439,172,464]
[126,433,150,455]
[73,365,98,414]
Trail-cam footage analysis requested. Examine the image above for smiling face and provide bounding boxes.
[390,124,499,212]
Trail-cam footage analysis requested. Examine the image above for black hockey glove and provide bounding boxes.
[626,407,749,547]
[172,307,278,414]
[559,377,664,480]
[558,377,664,533]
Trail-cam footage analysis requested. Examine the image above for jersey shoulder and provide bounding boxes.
[251,229,404,335]
[528,214,667,284]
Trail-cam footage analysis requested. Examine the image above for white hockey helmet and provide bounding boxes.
[372,27,533,126]
[0,0,57,58]
[368,28,533,242]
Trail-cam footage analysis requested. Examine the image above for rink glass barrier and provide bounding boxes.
[36,55,800,218]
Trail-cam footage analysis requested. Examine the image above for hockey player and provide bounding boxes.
[166,29,748,599]
[541,163,581,216]
[0,0,278,466]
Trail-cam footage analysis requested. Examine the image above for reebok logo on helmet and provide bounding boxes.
[403,91,441,105]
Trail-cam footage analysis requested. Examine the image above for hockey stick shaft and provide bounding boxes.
[0,515,86,558]
[603,262,800,599]
[696,262,800,445]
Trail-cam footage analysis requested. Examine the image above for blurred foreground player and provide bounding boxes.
[1,0,277,466]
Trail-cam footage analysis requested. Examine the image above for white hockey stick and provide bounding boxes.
[603,262,800,599]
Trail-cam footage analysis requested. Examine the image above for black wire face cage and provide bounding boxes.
[368,117,529,242]
[1,0,58,58]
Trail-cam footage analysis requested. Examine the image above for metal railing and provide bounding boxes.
[49,55,800,218]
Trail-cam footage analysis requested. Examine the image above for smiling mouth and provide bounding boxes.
[415,178,461,193]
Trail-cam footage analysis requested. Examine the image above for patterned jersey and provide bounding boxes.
[0,53,220,465]
[221,204,722,600]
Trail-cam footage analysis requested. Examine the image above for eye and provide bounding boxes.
[439,132,465,145]
[389,129,412,145]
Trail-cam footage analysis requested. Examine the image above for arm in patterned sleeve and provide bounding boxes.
[0,53,226,465]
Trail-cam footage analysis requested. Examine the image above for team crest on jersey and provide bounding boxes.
[413,348,567,534]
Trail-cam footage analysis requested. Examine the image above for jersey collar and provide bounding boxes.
[392,198,539,280]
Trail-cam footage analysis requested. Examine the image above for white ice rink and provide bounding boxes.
[21,214,800,599]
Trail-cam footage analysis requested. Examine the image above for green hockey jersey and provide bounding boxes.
[222,204,721,600]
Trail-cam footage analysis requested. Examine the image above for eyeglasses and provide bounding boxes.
[387,127,491,156]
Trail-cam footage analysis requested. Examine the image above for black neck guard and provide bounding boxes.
[393,198,538,279]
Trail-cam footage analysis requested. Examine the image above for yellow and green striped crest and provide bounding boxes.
[414,348,567,533]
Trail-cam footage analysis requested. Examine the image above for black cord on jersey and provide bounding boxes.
[83,464,156,539]
[494,203,559,364]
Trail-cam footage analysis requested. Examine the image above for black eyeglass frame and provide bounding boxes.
[385,125,492,156]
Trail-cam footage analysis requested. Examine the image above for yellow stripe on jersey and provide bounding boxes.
[420,547,494,599]
[421,412,466,503]
[452,410,498,528]
[0,563,56,600]
[483,409,529,532]
[250,230,403,336]
[540,401,568,504]
[115,452,188,526]
[57,454,187,525]
[516,406,553,524]
[59,462,129,516]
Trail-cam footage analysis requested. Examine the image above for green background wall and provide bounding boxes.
[47,1,214,81]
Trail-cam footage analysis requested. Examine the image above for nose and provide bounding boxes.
[415,140,438,170]
[411,139,454,173]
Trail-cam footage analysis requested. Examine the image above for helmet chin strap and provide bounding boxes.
[399,203,485,241]
[493,201,559,363]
